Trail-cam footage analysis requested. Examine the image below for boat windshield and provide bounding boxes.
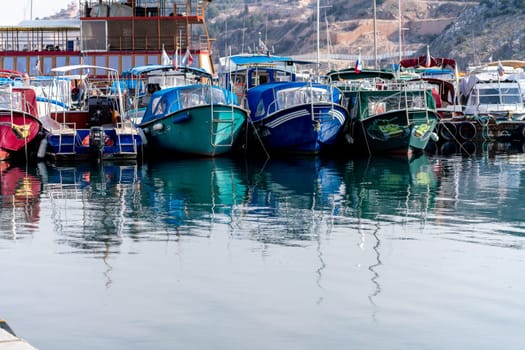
[150,86,228,117]
[477,87,523,104]
[180,86,227,108]
[277,87,331,109]
[0,87,23,111]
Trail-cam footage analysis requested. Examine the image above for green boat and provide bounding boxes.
[327,68,440,157]
[139,84,248,157]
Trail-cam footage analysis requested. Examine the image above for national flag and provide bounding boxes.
[425,45,431,67]
[182,47,193,66]
[497,61,505,77]
[161,44,171,65]
[355,52,362,74]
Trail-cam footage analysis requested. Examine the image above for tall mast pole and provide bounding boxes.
[373,0,377,67]
[316,0,320,77]
[398,0,402,62]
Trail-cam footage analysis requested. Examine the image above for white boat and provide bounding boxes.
[0,319,37,350]
[460,62,525,120]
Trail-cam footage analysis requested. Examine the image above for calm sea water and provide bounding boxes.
[1,143,525,349]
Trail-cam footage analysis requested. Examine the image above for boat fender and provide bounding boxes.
[152,123,164,131]
[172,113,191,124]
[37,138,48,159]
[430,132,439,142]
[458,121,476,141]
[138,127,148,145]
[344,133,354,144]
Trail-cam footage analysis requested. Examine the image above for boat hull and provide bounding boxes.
[141,104,247,157]
[0,111,44,161]
[250,103,347,155]
[46,127,145,162]
[341,109,439,156]
[43,110,145,162]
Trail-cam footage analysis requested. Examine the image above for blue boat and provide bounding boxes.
[139,84,248,157]
[245,81,347,155]
[219,54,347,155]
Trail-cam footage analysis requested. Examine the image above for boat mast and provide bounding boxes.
[398,0,402,63]
[373,0,377,67]
[316,0,320,78]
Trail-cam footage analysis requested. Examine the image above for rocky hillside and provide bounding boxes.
[206,0,525,70]
[41,0,525,71]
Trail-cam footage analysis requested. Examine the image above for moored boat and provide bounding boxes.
[123,64,212,125]
[219,53,347,156]
[245,81,347,155]
[0,70,44,162]
[431,61,525,144]
[0,318,38,350]
[40,64,146,162]
[327,68,440,157]
[139,82,248,157]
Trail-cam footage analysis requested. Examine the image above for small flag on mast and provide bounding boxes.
[425,45,431,67]
[355,52,362,74]
[182,47,193,66]
[497,61,505,77]
[161,44,171,65]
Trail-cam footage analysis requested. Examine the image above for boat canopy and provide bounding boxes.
[141,84,237,125]
[125,64,211,79]
[354,88,437,121]
[51,64,118,75]
[326,68,396,81]
[246,81,341,120]
[400,55,456,70]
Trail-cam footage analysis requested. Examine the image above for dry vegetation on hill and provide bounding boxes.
[207,0,525,70]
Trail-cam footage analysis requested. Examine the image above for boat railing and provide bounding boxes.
[81,0,205,18]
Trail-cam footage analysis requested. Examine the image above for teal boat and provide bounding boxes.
[327,68,440,157]
[139,84,248,157]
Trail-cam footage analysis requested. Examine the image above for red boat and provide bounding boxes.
[0,70,44,161]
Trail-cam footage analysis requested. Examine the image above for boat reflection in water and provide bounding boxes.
[0,162,42,239]
[239,157,346,244]
[339,154,438,224]
[138,158,249,238]
[42,162,141,255]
